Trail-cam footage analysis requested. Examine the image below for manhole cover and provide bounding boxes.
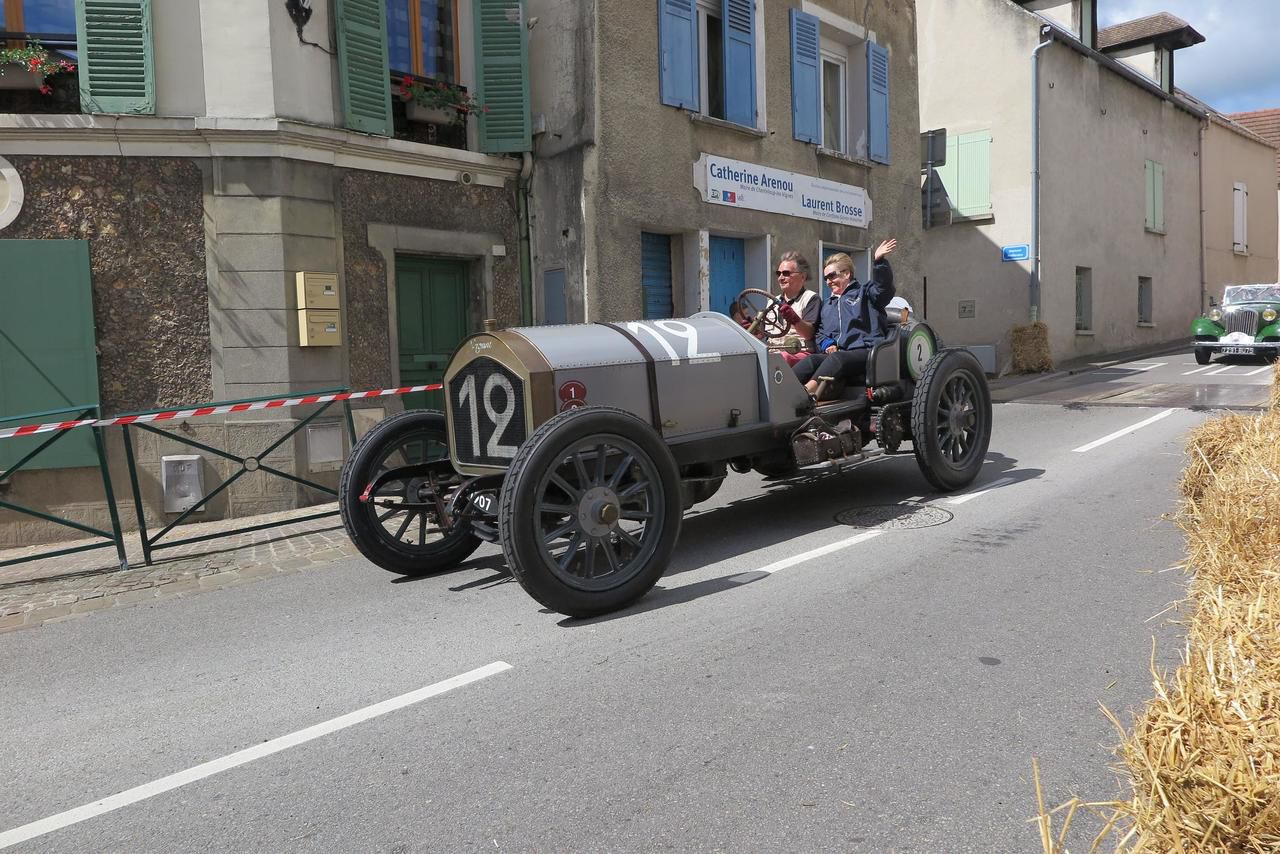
[834,503,953,530]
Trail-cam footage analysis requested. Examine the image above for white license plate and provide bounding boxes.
[1222,346,1255,355]
[469,490,497,515]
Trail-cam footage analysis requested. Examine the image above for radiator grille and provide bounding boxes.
[449,358,527,468]
[1224,309,1258,336]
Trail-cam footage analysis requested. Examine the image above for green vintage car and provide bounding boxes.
[1191,283,1280,365]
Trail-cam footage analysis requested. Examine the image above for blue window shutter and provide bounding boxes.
[790,9,820,143]
[659,0,698,110]
[722,0,755,126]
[641,233,674,319]
[867,41,890,164]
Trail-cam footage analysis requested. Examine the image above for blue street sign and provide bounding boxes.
[1001,244,1030,262]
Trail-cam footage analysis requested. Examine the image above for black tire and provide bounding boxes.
[497,406,683,618]
[339,409,481,576]
[911,349,993,491]
[1195,346,1212,365]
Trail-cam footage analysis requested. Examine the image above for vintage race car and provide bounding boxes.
[1191,283,1280,364]
[338,291,993,618]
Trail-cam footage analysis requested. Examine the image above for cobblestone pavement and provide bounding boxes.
[0,504,359,634]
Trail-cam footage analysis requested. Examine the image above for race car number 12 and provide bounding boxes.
[456,373,518,459]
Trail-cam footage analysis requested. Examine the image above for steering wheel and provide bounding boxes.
[734,288,792,340]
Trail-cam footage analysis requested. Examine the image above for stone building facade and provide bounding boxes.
[0,0,526,548]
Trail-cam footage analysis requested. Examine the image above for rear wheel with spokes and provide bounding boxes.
[910,349,992,491]
[339,410,481,576]
[498,406,682,617]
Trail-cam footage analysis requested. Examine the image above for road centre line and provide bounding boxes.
[1181,366,1213,376]
[946,477,1018,505]
[1072,409,1176,454]
[0,662,513,850]
[758,530,883,575]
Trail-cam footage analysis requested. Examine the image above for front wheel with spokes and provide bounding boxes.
[338,410,481,576]
[498,406,683,618]
[910,349,993,491]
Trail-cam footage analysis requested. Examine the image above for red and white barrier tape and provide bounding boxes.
[0,384,445,441]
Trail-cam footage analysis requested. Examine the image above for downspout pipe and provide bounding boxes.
[517,151,535,325]
[1197,119,1207,314]
[1030,25,1053,324]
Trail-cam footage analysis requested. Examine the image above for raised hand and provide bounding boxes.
[874,238,898,261]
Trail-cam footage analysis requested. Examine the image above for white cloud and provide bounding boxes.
[1099,0,1280,113]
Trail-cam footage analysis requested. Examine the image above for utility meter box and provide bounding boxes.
[296,272,341,346]
[161,454,205,514]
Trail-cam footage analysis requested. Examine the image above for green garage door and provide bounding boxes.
[0,240,100,470]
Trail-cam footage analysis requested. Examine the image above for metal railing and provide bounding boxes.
[119,388,359,566]
[0,404,128,570]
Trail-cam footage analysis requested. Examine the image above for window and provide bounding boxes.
[2,0,75,35]
[1144,159,1165,233]
[789,9,885,160]
[820,51,846,152]
[1233,182,1248,254]
[660,0,757,128]
[1138,276,1153,324]
[934,130,992,219]
[1075,267,1092,332]
[385,0,457,82]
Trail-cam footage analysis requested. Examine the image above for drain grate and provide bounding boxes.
[834,502,953,530]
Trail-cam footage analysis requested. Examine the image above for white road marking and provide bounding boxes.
[0,662,514,850]
[1181,366,1213,376]
[1206,365,1235,376]
[758,530,883,574]
[1244,365,1275,377]
[1130,362,1166,372]
[1072,409,1176,454]
[946,477,1018,505]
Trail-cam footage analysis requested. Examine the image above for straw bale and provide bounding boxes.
[1271,360,1280,411]
[1012,321,1054,374]
[1035,377,1280,852]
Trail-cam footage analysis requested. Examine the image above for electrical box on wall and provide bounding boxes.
[296,272,341,346]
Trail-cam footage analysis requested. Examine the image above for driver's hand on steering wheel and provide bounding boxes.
[778,302,801,324]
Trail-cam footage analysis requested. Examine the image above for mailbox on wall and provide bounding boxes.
[296,272,341,346]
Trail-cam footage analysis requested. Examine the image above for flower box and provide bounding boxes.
[0,65,42,91]
[406,101,455,125]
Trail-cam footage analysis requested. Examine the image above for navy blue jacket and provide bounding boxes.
[815,259,895,352]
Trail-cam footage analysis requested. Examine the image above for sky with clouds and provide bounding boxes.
[1099,0,1280,115]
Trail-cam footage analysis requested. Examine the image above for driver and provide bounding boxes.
[769,250,820,365]
[792,239,898,401]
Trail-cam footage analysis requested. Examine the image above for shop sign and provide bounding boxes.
[697,153,871,229]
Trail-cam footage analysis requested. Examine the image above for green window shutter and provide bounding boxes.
[1153,161,1164,232]
[0,240,100,470]
[1152,160,1162,230]
[475,0,531,153]
[75,0,154,115]
[934,135,959,213]
[955,131,992,217]
[335,0,393,136]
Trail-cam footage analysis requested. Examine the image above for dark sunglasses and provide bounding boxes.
[775,269,801,278]
[823,271,845,281]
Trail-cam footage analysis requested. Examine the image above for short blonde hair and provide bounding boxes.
[823,252,855,276]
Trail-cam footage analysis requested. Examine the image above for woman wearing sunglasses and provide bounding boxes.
[791,238,898,401]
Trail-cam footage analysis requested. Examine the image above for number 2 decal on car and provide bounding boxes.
[623,320,721,365]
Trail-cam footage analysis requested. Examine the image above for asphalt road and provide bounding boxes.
[2,349,1255,852]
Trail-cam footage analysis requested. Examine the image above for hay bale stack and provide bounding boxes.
[1037,370,1280,852]
[1011,321,1053,374]
[1271,359,1280,411]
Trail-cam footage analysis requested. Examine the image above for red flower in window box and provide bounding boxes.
[0,40,77,95]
